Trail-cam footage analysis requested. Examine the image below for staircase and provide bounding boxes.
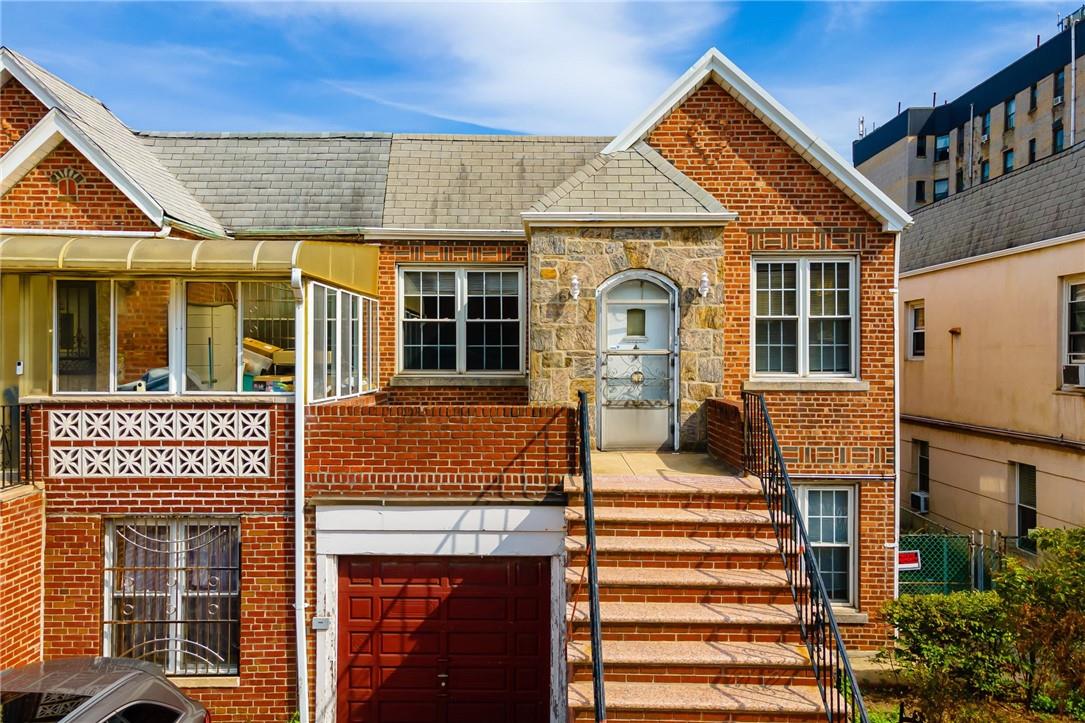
[564,465,827,722]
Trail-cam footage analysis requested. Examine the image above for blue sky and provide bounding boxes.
[1,1,1069,158]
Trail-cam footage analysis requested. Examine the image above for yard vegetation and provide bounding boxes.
[878,527,1085,723]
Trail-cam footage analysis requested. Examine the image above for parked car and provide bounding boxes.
[0,657,208,722]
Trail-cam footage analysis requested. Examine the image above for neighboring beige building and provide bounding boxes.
[899,141,1085,549]
[855,15,1084,212]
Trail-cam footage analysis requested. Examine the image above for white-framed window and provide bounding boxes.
[103,517,240,676]
[797,486,856,605]
[184,280,295,393]
[55,278,176,394]
[397,266,524,375]
[1014,463,1038,554]
[915,439,930,492]
[907,301,925,359]
[751,257,858,377]
[1065,276,1085,366]
[310,282,379,402]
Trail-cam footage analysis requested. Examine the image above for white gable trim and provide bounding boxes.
[0,109,165,226]
[0,48,68,116]
[604,48,913,233]
[522,211,738,226]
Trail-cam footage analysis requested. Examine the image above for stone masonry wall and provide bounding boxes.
[528,225,727,449]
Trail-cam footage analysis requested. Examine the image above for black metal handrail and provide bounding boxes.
[742,391,868,723]
[1,403,32,489]
[576,390,606,722]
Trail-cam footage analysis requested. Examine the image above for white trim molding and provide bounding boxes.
[521,211,738,227]
[1,48,67,115]
[900,230,1085,278]
[0,108,165,226]
[603,48,913,233]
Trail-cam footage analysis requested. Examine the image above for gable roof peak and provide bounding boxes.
[605,47,913,232]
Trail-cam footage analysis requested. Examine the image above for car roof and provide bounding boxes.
[0,657,164,697]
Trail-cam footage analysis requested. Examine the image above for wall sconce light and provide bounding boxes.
[698,272,710,298]
[570,274,581,300]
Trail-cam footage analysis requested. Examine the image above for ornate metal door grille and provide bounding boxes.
[104,517,240,676]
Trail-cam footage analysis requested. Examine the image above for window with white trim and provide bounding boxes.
[915,439,930,493]
[398,267,523,374]
[752,258,857,377]
[310,282,378,402]
[798,486,855,605]
[103,517,240,676]
[1066,277,1085,366]
[907,301,925,359]
[1014,463,1038,554]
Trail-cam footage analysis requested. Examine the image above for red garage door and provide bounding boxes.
[337,556,551,723]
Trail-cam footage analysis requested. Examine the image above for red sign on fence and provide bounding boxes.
[898,550,922,571]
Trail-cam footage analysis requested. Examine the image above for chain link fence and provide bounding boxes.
[898,509,1022,594]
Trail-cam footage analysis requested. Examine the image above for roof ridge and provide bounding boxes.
[136,131,393,139]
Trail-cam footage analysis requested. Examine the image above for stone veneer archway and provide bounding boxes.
[527,224,728,449]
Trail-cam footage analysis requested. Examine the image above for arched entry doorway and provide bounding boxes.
[596,270,679,450]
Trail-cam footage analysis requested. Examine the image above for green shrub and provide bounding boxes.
[995,527,1085,714]
[882,590,1015,722]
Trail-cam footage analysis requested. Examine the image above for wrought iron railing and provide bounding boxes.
[1,403,32,489]
[742,391,868,723]
[576,390,606,722]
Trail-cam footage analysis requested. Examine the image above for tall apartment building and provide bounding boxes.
[853,13,1084,212]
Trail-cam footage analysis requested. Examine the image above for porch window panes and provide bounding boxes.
[114,280,171,392]
[466,271,520,371]
[803,488,853,604]
[186,282,238,392]
[56,280,109,392]
[310,282,377,402]
[104,518,240,676]
[402,270,456,371]
[398,267,523,374]
[754,258,856,377]
[754,262,798,373]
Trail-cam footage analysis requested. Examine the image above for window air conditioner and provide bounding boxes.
[910,490,930,514]
[980,133,990,144]
[1062,364,1085,387]
[1054,95,1064,107]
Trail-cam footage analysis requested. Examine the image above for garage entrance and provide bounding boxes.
[336,556,552,723]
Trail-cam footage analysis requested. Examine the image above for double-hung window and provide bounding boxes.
[1004,97,1016,130]
[398,267,523,374]
[915,440,930,493]
[103,517,240,676]
[1015,464,1038,554]
[934,134,950,162]
[753,258,857,377]
[1066,277,1085,366]
[933,178,949,202]
[907,301,925,358]
[799,487,855,605]
[310,282,378,401]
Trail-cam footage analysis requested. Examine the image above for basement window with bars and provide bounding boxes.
[103,518,240,676]
[397,267,524,374]
[752,258,857,378]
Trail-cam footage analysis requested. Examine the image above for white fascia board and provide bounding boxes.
[604,48,913,233]
[0,49,68,116]
[521,211,738,226]
[359,226,526,240]
[0,109,165,226]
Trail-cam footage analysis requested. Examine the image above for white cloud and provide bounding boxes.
[235,1,731,134]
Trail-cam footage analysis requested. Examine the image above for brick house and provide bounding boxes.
[0,46,911,722]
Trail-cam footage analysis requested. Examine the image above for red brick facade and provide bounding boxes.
[1,79,48,154]
[0,139,158,231]
[0,487,44,669]
[305,401,576,500]
[651,80,897,647]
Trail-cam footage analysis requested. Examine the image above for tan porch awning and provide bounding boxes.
[0,234,379,296]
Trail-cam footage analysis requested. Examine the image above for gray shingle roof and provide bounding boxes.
[139,133,392,231]
[530,141,727,214]
[902,142,1085,272]
[8,49,227,237]
[382,135,607,229]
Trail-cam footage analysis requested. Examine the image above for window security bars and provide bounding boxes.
[104,518,241,676]
[0,403,32,489]
[742,391,868,723]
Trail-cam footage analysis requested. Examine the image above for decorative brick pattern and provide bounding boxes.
[0,140,158,231]
[0,79,48,154]
[0,488,44,669]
